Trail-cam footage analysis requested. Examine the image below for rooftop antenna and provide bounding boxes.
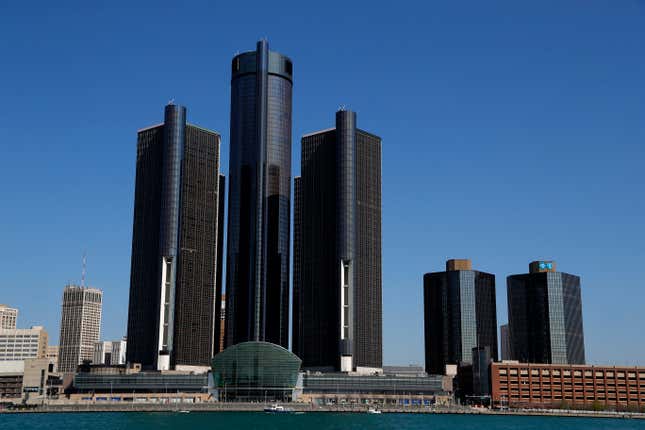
[81,252,87,288]
[168,98,175,105]
[339,104,346,111]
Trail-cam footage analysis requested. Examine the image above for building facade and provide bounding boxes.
[293,110,382,371]
[219,295,226,353]
[492,362,645,411]
[507,261,585,364]
[93,338,127,366]
[225,40,293,349]
[126,104,224,370]
[0,326,48,361]
[300,372,451,406]
[0,304,18,329]
[423,259,498,375]
[46,345,59,372]
[58,285,102,373]
[500,324,511,361]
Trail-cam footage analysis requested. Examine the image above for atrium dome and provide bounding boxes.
[211,341,302,401]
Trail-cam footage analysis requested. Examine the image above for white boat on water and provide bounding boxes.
[264,404,294,413]
[367,407,382,414]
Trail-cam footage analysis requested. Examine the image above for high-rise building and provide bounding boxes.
[423,259,498,375]
[507,261,585,364]
[293,110,383,371]
[0,305,18,330]
[0,326,48,361]
[225,40,293,349]
[58,285,102,373]
[500,324,511,361]
[93,338,127,365]
[126,104,224,371]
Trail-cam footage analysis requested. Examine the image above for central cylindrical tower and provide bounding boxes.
[226,40,293,348]
[336,109,356,371]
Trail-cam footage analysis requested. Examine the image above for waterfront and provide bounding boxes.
[2,412,645,430]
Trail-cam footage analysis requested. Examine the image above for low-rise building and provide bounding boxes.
[492,362,645,411]
[0,361,24,399]
[299,372,452,406]
[0,358,61,402]
[0,326,48,361]
[47,345,59,371]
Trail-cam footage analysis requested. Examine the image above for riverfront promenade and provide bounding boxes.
[2,402,645,420]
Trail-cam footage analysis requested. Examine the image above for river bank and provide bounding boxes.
[2,402,644,420]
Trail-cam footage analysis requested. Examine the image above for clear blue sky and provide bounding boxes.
[1,0,643,366]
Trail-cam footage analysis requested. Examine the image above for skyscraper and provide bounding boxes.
[423,259,498,375]
[225,40,293,349]
[58,285,102,373]
[0,304,18,329]
[507,261,585,364]
[293,110,383,371]
[126,104,224,371]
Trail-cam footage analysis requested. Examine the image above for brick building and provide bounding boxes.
[492,362,645,411]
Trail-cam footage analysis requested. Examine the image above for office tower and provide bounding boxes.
[225,40,293,348]
[126,104,224,370]
[0,326,48,361]
[46,345,59,371]
[58,285,102,372]
[500,324,511,361]
[93,338,127,365]
[0,305,18,329]
[507,261,585,364]
[293,109,383,371]
[423,259,498,375]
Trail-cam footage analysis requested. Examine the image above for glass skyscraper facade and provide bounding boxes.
[126,104,224,370]
[225,40,293,349]
[293,110,382,371]
[507,261,585,365]
[423,259,498,375]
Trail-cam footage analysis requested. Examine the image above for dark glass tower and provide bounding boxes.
[293,110,382,371]
[225,40,293,349]
[126,104,224,370]
[507,261,585,364]
[423,259,498,375]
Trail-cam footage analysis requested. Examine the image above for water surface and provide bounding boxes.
[2,412,645,430]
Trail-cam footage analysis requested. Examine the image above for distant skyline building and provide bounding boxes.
[225,40,293,349]
[126,104,224,371]
[507,261,585,365]
[58,285,102,372]
[500,324,511,361]
[0,326,48,361]
[93,338,127,366]
[0,305,18,330]
[423,259,498,375]
[293,110,383,371]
